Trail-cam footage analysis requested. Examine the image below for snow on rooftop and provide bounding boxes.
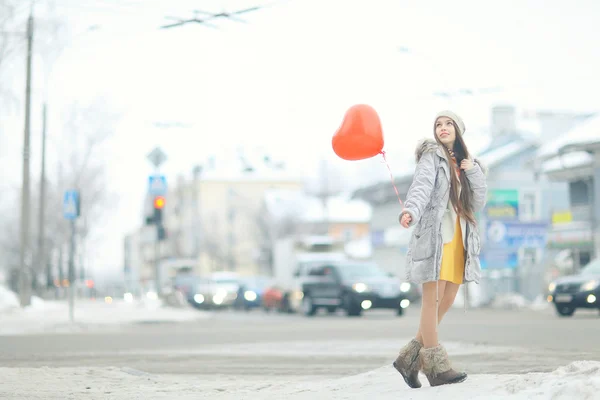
[200,165,304,183]
[344,236,373,259]
[263,189,372,223]
[541,151,593,173]
[478,140,535,169]
[537,114,600,160]
[301,195,372,223]
[263,188,306,219]
[183,146,306,183]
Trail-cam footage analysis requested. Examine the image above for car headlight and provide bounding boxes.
[548,282,556,292]
[244,291,257,301]
[581,280,599,292]
[400,282,411,293]
[352,283,368,293]
[194,294,205,303]
[293,290,304,300]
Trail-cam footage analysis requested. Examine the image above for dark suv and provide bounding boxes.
[548,258,600,317]
[300,261,412,317]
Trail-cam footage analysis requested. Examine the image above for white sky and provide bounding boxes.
[1,0,599,279]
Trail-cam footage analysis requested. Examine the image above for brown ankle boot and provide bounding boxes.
[419,344,467,387]
[393,338,422,388]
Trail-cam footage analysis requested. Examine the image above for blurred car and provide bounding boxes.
[172,273,200,298]
[189,272,240,309]
[234,276,272,310]
[547,258,600,317]
[386,272,421,304]
[261,285,287,312]
[301,261,413,317]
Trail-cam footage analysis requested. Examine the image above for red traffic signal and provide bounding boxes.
[153,196,166,209]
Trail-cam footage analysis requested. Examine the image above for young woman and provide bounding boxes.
[392,110,488,388]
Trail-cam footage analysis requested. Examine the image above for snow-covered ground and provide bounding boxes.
[3,285,598,399]
[2,359,599,399]
[0,285,210,336]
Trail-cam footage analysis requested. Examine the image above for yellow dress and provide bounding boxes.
[439,214,465,285]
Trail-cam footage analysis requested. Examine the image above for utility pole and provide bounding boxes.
[19,11,34,308]
[38,103,48,292]
[146,147,167,297]
[227,188,236,272]
[68,214,76,322]
[192,165,203,259]
[318,159,331,236]
[63,189,80,322]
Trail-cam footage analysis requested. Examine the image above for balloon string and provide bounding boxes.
[380,151,404,208]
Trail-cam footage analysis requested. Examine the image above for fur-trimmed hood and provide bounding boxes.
[414,139,440,163]
[414,138,487,175]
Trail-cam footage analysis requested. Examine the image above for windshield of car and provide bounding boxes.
[581,259,600,276]
[213,279,238,285]
[243,277,271,288]
[195,278,211,290]
[336,263,387,280]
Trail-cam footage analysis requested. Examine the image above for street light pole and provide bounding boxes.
[37,25,101,292]
[38,103,47,291]
[18,11,34,308]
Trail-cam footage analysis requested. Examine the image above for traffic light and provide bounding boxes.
[157,225,167,241]
[153,196,165,224]
[153,196,165,209]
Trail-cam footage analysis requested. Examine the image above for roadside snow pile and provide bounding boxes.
[0,298,211,336]
[488,292,550,311]
[0,285,19,311]
[529,294,551,311]
[490,293,530,310]
[2,361,599,399]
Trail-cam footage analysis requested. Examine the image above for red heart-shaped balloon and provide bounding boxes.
[332,104,384,161]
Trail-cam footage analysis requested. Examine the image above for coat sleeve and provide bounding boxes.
[465,159,487,212]
[400,151,436,227]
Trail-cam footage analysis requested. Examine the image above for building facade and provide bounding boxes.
[536,114,600,272]
[129,162,305,288]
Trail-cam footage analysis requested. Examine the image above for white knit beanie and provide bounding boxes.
[435,110,466,136]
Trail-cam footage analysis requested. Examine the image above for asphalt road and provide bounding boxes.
[1,305,599,379]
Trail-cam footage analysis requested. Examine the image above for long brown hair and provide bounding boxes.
[434,120,477,225]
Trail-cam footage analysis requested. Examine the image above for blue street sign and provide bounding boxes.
[63,190,80,220]
[148,175,167,195]
[480,249,518,270]
[486,221,548,249]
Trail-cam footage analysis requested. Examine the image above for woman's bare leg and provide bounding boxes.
[415,281,461,344]
[415,281,446,348]
[436,282,460,323]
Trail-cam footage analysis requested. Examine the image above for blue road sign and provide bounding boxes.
[480,249,518,270]
[486,221,548,249]
[63,190,80,220]
[148,175,167,195]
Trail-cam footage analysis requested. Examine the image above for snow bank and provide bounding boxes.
[485,292,551,311]
[265,360,600,400]
[0,295,211,336]
[2,361,599,400]
[0,285,19,311]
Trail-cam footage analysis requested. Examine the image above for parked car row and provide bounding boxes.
[262,261,420,317]
[173,272,271,311]
[172,262,421,318]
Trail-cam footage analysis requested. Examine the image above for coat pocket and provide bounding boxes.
[468,228,481,256]
[412,228,434,261]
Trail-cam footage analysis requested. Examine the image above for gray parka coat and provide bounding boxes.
[401,139,488,285]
